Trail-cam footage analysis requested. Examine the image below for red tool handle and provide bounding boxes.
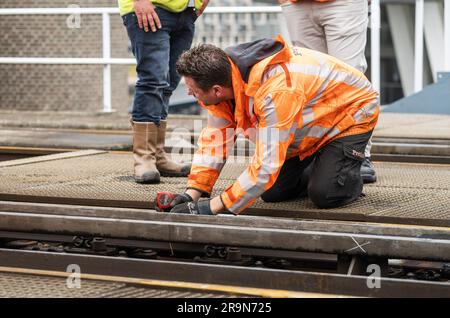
[155,192,175,211]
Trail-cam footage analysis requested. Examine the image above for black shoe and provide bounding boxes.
[361,157,377,184]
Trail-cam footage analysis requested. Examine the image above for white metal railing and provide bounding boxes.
[0,3,449,111]
[445,0,450,71]
[411,0,450,93]
[370,0,381,94]
[0,7,135,113]
[414,0,424,93]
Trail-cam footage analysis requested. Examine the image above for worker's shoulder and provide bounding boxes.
[252,85,304,116]
[253,74,304,102]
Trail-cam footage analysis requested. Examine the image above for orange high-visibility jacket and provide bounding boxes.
[187,35,379,214]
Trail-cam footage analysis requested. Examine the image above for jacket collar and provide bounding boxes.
[227,35,293,129]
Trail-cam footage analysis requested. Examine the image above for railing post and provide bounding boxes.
[445,0,450,71]
[414,0,424,93]
[102,12,112,113]
[370,0,381,94]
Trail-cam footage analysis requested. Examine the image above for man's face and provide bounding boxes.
[185,76,224,106]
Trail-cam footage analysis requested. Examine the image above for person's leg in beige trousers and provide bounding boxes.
[281,0,377,183]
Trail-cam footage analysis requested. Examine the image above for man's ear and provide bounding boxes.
[212,85,225,98]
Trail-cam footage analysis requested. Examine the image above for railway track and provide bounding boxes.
[0,201,449,297]
[1,132,450,164]
[0,137,449,297]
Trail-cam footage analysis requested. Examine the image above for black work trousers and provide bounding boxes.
[261,131,372,208]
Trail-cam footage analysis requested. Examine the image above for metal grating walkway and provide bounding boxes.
[0,271,234,298]
[0,151,449,226]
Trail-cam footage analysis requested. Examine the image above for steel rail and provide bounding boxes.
[0,211,449,261]
[1,201,449,239]
[3,129,450,145]
[1,191,449,228]
[0,230,338,266]
[371,153,450,164]
[1,132,450,163]
[1,229,441,273]
[1,148,449,165]
[0,249,448,297]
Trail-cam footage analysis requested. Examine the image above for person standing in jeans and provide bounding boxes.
[279,0,377,183]
[119,0,209,183]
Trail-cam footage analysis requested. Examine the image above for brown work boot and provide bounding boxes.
[155,120,191,177]
[131,121,160,183]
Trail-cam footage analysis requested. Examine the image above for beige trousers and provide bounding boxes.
[281,0,369,73]
[281,0,372,157]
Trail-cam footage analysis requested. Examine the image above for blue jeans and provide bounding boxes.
[122,7,196,123]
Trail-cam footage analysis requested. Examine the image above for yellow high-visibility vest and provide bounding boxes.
[118,0,204,16]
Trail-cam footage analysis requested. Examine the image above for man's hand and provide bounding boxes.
[170,199,214,215]
[195,0,209,17]
[134,0,161,32]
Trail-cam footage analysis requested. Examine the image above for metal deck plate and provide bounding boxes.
[0,152,449,226]
[0,272,231,298]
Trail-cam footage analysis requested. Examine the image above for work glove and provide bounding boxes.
[154,192,193,212]
[169,193,193,207]
[170,199,214,215]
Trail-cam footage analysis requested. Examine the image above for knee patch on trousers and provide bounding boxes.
[309,144,365,209]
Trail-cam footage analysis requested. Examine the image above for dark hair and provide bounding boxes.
[176,44,232,91]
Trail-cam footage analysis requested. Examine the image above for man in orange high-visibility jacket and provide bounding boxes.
[168,36,379,216]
